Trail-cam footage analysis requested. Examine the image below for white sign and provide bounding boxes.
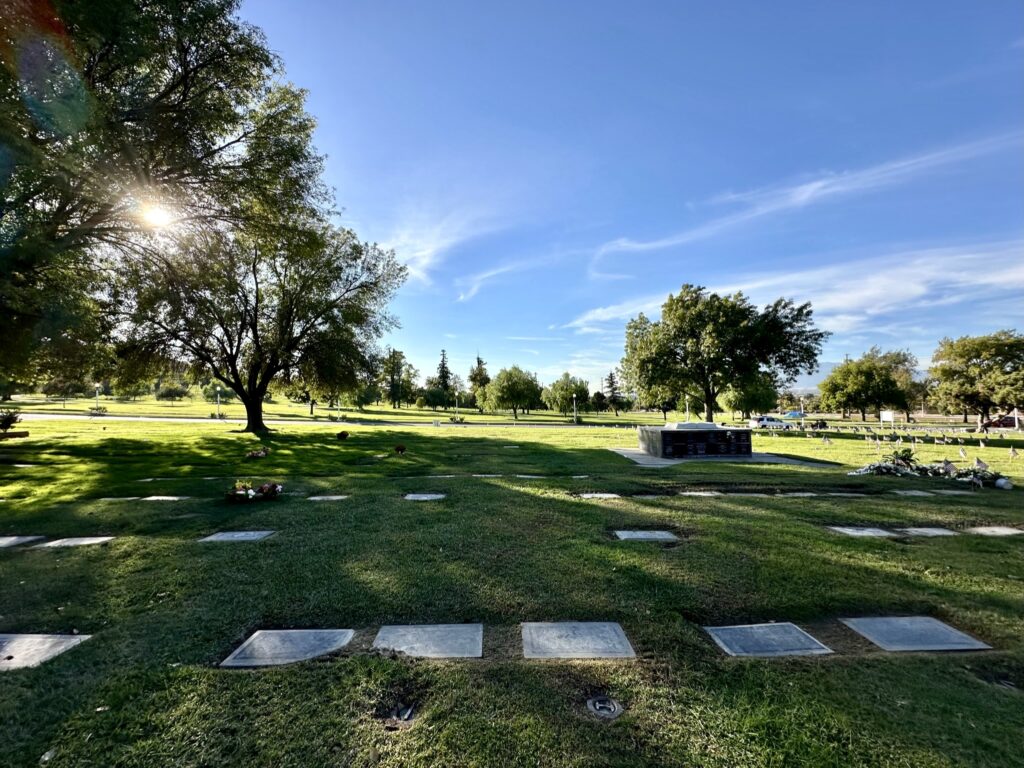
[880,410,896,424]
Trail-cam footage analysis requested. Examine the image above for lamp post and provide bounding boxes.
[685,394,690,422]
[94,382,101,409]
[572,392,577,424]
[455,390,460,421]
[216,385,222,418]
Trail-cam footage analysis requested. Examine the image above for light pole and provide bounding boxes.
[572,392,577,424]
[94,382,101,409]
[685,394,690,422]
[455,390,460,420]
[216,385,222,418]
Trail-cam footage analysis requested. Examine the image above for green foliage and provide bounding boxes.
[590,390,608,412]
[436,349,453,395]
[622,285,827,423]
[0,407,20,432]
[1,0,278,379]
[542,373,589,416]
[155,384,190,402]
[41,377,86,401]
[202,384,236,403]
[930,331,1024,421]
[820,353,908,420]
[487,366,542,419]
[723,373,779,418]
[468,355,490,406]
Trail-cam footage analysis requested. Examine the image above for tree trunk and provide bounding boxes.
[512,406,518,420]
[860,408,867,421]
[242,394,268,433]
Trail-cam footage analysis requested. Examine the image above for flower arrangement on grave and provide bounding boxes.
[246,446,270,459]
[848,449,1010,488]
[394,444,406,455]
[337,430,349,440]
[225,480,283,502]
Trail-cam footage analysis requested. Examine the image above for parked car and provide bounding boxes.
[748,416,791,430]
[980,414,1021,430]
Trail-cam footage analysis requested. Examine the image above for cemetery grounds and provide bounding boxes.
[0,419,1022,766]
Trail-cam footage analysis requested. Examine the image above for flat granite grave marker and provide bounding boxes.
[840,616,990,652]
[704,622,832,657]
[966,526,1022,537]
[199,531,275,543]
[221,629,355,667]
[307,495,348,501]
[141,495,191,501]
[0,536,45,548]
[0,634,90,670]
[891,490,933,497]
[372,624,483,658]
[678,491,722,497]
[98,497,140,502]
[614,530,678,542]
[897,527,957,537]
[34,537,114,548]
[404,493,446,501]
[933,489,974,496]
[827,527,896,538]
[580,493,620,499]
[521,622,635,659]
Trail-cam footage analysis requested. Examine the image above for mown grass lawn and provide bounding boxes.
[1,421,1022,767]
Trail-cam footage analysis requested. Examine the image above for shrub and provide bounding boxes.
[337,431,349,440]
[449,416,465,424]
[88,406,108,417]
[0,408,21,433]
[415,396,426,409]
[202,384,236,403]
[155,384,190,401]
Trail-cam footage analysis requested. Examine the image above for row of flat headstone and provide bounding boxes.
[4,614,991,671]
[706,616,990,656]
[223,622,636,666]
[86,487,982,504]
[585,489,977,499]
[828,525,1022,538]
[0,622,636,670]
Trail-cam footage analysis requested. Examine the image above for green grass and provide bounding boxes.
[1,421,1022,766]
[7,394,674,426]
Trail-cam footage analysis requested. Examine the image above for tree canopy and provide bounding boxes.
[622,285,828,423]
[542,373,589,417]
[116,225,403,431]
[930,331,1024,422]
[483,366,542,420]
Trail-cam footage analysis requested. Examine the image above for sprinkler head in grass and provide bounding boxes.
[586,695,624,720]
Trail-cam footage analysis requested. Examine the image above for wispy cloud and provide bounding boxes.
[381,210,500,284]
[505,335,565,342]
[568,239,1024,340]
[456,263,522,301]
[594,133,1024,259]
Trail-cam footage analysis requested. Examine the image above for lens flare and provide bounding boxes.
[139,203,173,229]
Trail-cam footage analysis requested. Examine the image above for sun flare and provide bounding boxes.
[139,202,174,229]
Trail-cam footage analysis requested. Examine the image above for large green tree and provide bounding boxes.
[930,331,1024,423]
[622,285,828,423]
[819,356,905,421]
[723,372,779,419]
[116,225,404,432]
[542,373,589,417]
[485,365,542,420]
[1,0,292,380]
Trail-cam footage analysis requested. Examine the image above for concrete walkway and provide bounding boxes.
[608,447,835,468]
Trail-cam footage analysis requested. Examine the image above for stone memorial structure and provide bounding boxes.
[637,422,752,459]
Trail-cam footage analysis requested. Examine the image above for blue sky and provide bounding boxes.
[240,1,1024,391]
